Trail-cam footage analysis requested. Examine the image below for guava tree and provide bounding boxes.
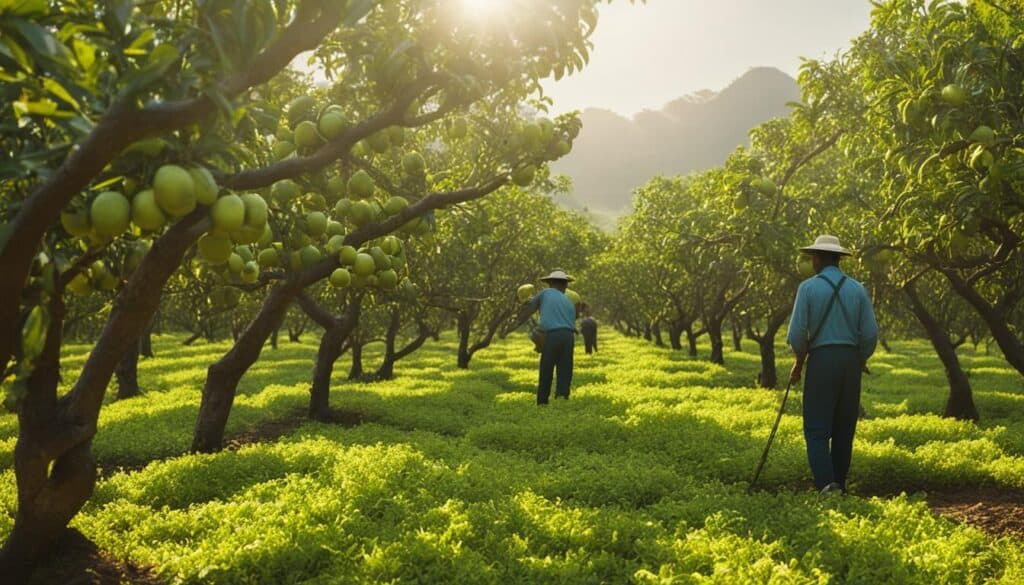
[372,292,441,380]
[0,0,618,575]
[903,272,982,419]
[833,0,1024,377]
[605,177,707,353]
[583,245,653,338]
[595,174,761,358]
[718,108,846,387]
[661,171,751,365]
[414,184,597,368]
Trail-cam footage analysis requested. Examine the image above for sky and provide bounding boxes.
[542,0,874,116]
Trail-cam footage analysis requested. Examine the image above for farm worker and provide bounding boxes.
[519,270,578,405]
[580,305,598,355]
[787,235,878,495]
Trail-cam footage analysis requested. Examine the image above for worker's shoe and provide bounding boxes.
[819,482,844,496]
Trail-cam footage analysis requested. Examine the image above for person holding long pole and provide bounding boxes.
[787,235,879,494]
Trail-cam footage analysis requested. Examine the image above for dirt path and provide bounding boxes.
[926,488,1024,540]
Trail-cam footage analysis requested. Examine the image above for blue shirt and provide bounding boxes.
[787,266,878,360]
[528,288,577,332]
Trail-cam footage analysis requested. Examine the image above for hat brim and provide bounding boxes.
[800,245,852,256]
[540,276,574,283]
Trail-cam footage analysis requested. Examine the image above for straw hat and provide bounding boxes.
[540,270,574,282]
[800,235,852,256]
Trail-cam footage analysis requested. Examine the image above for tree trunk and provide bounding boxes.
[0,295,96,580]
[378,324,433,380]
[2,212,205,576]
[750,309,788,390]
[456,313,472,369]
[203,319,217,342]
[288,328,301,343]
[464,308,516,366]
[270,327,279,350]
[731,318,743,352]
[310,321,344,420]
[377,308,402,380]
[114,340,141,400]
[182,331,202,346]
[139,320,154,358]
[904,284,979,421]
[708,319,725,365]
[192,285,295,453]
[761,325,782,389]
[668,321,684,351]
[309,305,360,421]
[348,340,364,380]
[653,323,665,347]
[686,326,699,357]
[757,338,778,389]
[940,268,1024,377]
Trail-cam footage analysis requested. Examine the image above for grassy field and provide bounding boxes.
[1,331,1023,583]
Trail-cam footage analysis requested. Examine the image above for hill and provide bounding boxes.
[551,66,801,214]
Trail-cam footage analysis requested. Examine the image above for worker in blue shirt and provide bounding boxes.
[521,270,578,405]
[787,235,879,495]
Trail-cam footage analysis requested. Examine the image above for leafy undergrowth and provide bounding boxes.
[1,332,1023,583]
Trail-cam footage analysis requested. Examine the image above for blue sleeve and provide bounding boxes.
[787,282,809,354]
[527,290,544,311]
[858,286,879,361]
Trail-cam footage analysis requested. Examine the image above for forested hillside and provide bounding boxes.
[552,67,800,212]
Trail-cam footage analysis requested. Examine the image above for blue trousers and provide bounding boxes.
[538,329,574,404]
[803,345,862,489]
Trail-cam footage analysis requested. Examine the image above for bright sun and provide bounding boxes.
[461,0,506,17]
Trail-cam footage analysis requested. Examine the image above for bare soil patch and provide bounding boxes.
[27,529,161,585]
[926,487,1024,540]
[223,408,364,450]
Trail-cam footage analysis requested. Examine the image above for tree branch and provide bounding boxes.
[295,292,340,330]
[0,0,344,372]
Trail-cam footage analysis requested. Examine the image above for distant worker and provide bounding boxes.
[787,235,878,495]
[580,305,598,355]
[517,270,578,405]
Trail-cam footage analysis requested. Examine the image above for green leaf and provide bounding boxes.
[103,0,133,37]
[204,12,235,71]
[92,175,125,191]
[72,37,96,69]
[0,31,32,71]
[9,17,72,69]
[43,77,79,110]
[0,0,47,17]
[205,86,235,118]
[118,43,180,97]
[13,96,57,117]
[21,304,49,364]
[127,28,155,52]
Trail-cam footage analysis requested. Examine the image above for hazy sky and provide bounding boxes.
[542,0,874,116]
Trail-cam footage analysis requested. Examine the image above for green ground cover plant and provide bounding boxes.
[1,332,1021,583]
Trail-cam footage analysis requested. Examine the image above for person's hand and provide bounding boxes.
[789,362,802,386]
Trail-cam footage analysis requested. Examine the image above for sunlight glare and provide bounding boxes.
[461,0,508,19]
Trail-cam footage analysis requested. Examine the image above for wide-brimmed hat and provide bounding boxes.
[540,270,574,282]
[800,235,852,256]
